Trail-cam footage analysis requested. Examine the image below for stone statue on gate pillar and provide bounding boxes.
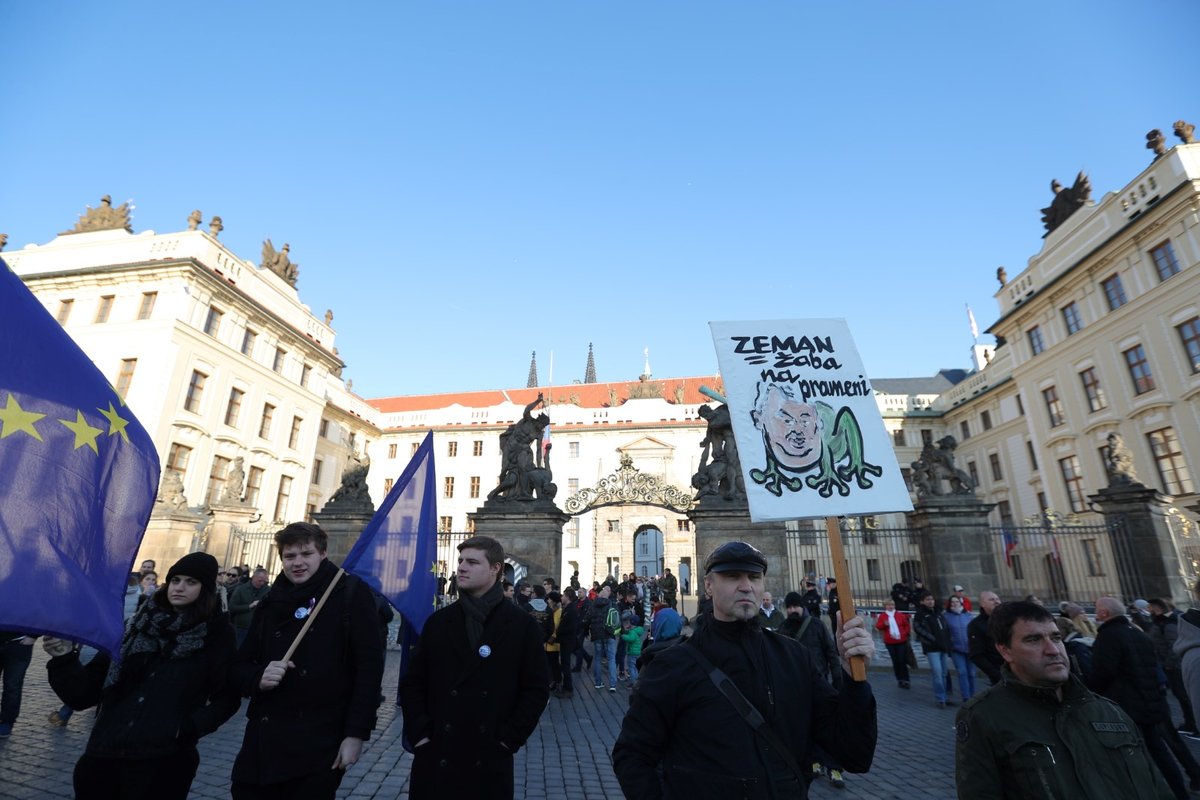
[1104,433,1142,489]
[487,393,553,503]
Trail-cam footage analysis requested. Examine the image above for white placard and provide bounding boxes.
[709,319,913,523]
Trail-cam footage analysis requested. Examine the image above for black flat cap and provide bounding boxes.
[704,541,768,575]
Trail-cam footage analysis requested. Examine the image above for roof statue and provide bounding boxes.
[996,266,1007,288]
[187,210,202,231]
[324,308,334,325]
[526,351,538,388]
[0,233,7,252]
[1104,433,1141,488]
[1146,129,1167,159]
[584,342,597,384]
[1174,120,1195,145]
[62,195,133,235]
[1040,171,1092,235]
[209,216,224,237]
[260,239,299,287]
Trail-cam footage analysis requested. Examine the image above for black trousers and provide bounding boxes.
[885,642,910,683]
[1140,721,1189,800]
[558,646,574,692]
[1167,668,1197,730]
[74,748,199,800]
[231,769,346,800]
[0,640,33,725]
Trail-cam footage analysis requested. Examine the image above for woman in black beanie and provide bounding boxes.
[43,551,240,799]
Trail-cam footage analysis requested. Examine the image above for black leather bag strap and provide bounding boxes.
[681,642,806,783]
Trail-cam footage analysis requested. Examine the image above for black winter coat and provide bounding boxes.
[584,596,616,640]
[913,606,953,654]
[1088,615,1168,726]
[967,610,1004,684]
[780,611,841,687]
[47,608,238,760]
[612,619,876,800]
[230,561,385,785]
[399,594,550,799]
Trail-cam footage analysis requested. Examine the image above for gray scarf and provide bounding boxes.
[104,601,208,689]
[458,581,504,651]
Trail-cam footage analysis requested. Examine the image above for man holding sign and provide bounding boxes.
[612,541,876,798]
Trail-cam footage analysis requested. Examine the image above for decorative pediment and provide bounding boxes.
[62,195,133,235]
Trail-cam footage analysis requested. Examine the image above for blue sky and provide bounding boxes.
[2,2,1195,398]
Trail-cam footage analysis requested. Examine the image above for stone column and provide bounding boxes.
[686,498,793,596]
[1090,485,1191,607]
[313,495,375,566]
[907,496,998,603]
[205,502,261,567]
[136,504,205,571]
[469,502,570,586]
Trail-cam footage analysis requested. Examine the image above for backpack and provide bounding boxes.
[606,606,621,637]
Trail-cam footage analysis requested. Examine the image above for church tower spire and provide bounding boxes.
[526,351,538,388]
[584,343,597,384]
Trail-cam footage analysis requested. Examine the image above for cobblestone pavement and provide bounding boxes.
[5,643,1199,799]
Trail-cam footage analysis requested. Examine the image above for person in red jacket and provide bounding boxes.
[875,599,912,689]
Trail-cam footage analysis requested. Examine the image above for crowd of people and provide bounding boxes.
[9,530,1200,799]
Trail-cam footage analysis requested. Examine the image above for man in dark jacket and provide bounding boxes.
[913,591,954,708]
[230,523,384,800]
[584,585,619,691]
[612,541,876,800]
[955,600,1172,800]
[228,568,271,648]
[1090,596,1199,800]
[801,581,823,618]
[553,589,580,698]
[968,590,1004,686]
[399,535,549,800]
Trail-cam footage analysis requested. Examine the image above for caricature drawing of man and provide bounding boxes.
[749,382,883,498]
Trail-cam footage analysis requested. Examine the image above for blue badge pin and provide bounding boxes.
[478,644,492,658]
[295,606,310,620]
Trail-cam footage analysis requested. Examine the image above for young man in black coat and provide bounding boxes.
[399,535,550,800]
[230,523,385,800]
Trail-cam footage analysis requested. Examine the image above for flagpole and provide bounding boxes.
[825,516,868,682]
[281,568,345,663]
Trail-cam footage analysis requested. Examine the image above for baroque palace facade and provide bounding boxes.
[5,127,1199,594]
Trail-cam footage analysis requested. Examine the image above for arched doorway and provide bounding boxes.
[634,525,664,577]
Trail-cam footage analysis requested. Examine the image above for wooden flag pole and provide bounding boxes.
[281,568,345,664]
[825,517,868,682]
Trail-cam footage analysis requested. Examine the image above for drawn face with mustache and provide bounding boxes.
[756,385,823,471]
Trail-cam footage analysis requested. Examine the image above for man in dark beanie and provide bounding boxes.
[613,540,877,798]
[230,522,384,800]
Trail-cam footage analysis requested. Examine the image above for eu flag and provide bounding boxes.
[343,430,438,634]
[0,258,160,654]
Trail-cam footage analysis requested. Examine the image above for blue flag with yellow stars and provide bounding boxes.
[0,258,160,655]
[344,430,438,634]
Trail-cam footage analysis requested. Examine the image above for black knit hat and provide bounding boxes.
[166,552,219,594]
[783,591,804,609]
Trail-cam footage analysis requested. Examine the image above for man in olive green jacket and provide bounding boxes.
[955,600,1171,800]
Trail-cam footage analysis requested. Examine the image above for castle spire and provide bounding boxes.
[526,351,538,388]
[584,343,597,384]
[642,347,652,380]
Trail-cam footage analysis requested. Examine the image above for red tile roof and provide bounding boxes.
[367,375,724,413]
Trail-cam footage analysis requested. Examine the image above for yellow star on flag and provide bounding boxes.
[0,393,46,441]
[59,410,103,454]
[430,561,439,576]
[98,402,131,443]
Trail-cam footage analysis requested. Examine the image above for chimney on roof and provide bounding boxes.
[526,351,538,388]
[584,343,597,384]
